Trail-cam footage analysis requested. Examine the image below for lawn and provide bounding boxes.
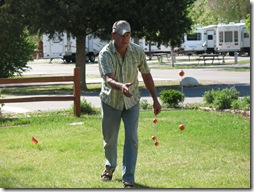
[0,109,250,188]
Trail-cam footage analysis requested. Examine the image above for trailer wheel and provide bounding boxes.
[229,52,235,56]
[89,53,95,62]
[85,54,89,62]
[65,58,71,63]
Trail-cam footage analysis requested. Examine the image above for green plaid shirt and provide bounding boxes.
[98,41,150,110]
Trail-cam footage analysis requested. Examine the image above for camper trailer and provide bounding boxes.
[215,22,250,56]
[203,25,217,53]
[138,39,172,55]
[182,26,207,54]
[43,33,107,63]
[182,21,250,56]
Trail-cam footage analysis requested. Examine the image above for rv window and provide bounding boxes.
[244,33,249,38]
[52,34,62,43]
[186,33,201,41]
[234,31,238,42]
[225,31,233,42]
[145,41,156,46]
[208,35,213,40]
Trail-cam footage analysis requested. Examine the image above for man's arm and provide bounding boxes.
[105,73,133,98]
[141,73,161,115]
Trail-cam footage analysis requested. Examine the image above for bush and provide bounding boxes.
[140,99,152,110]
[72,99,98,115]
[203,89,216,104]
[213,92,232,109]
[203,86,243,110]
[203,87,239,105]
[231,96,250,110]
[160,89,184,108]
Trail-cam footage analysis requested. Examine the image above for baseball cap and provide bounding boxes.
[112,20,131,35]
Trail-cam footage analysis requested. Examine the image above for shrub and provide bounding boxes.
[140,99,152,110]
[231,96,250,110]
[203,86,241,110]
[203,89,216,104]
[72,99,98,115]
[160,89,185,108]
[222,87,239,100]
[213,92,232,109]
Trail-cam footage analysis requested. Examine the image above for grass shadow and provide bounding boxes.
[115,178,151,188]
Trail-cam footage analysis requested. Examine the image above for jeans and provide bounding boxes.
[101,101,140,183]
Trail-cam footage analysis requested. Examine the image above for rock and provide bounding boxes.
[180,77,199,87]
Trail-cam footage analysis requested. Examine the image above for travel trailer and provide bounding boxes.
[138,39,172,55]
[182,21,250,56]
[43,33,108,63]
[215,22,250,56]
[182,26,207,54]
[203,25,217,53]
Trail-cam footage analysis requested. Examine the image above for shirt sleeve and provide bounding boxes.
[138,50,150,74]
[98,51,114,77]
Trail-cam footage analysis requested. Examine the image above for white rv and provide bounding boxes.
[43,33,66,60]
[138,39,171,55]
[43,33,107,63]
[182,26,207,54]
[203,25,217,53]
[182,21,250,56]
[215,22,250,56]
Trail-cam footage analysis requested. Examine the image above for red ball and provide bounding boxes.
[179,124,185,130]
[152,135,156,141]
[179,70,185,77]
[153,118,157,124]
[154,141,159,146]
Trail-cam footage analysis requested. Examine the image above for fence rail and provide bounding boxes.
[0,67,81,117]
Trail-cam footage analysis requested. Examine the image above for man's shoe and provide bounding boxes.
[123,181,135,188]
[100,170,114,181]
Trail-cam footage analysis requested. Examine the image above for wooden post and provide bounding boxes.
[73,67,81,117]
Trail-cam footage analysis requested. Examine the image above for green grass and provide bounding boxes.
[0,109,250,188]
[148,57,250,70]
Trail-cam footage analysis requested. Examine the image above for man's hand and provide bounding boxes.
[153,100,161,116]
[121,82,133,98]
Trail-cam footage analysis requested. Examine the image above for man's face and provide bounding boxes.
[112,32,131,50]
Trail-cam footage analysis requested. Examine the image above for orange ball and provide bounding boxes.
[152,135,156,140]
[179,124,185,130]
[179,70,185,77]
[153,118,157,124]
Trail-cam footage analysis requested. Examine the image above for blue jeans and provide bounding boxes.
[101,101,140,183]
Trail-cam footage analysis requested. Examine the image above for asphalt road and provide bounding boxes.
[1,56,251,114]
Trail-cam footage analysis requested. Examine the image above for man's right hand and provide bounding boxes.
[121,82,133,98]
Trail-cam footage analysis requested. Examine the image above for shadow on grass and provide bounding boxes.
[116,178,151,188]
[0,117,31,127]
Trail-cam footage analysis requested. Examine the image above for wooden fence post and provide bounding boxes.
[73,67,81,117]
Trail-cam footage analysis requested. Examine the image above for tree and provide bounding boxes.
[245,13,250,34]
[14,0,194,89]
[0,1,36,78]
[133,0,194,47]
[189,0,250,26]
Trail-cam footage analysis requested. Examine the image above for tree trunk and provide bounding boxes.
[75,34,87,90]
[171,46,175,67]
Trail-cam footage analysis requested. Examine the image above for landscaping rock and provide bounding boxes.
[180,77,199,87]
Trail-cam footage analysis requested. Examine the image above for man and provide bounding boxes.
[98,20,161,188]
